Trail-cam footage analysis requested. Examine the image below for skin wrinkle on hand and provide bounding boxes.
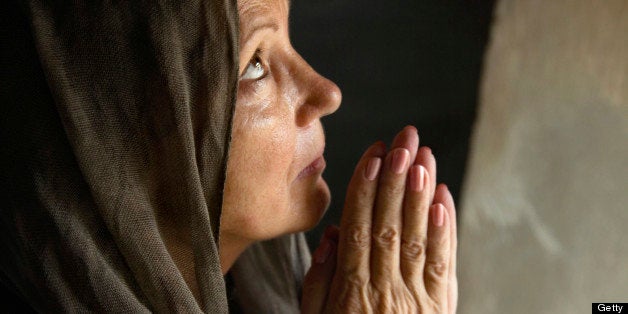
[300,127,457,313]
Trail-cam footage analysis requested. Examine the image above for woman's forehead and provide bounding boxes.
[238,0,289,19]
[238,0,289,42]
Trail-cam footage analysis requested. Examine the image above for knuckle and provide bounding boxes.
[347,177,375,204]
[428,233,447,247]
[381,181,405,198]
[372,226,399,248]
[344,223,371,249]
[425,260,448,279]
[344,272,367,288]
[401,237,426,260]
[344,188,375,217]
[352,183,373,200]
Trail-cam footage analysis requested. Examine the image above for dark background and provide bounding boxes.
[289,0,496,249]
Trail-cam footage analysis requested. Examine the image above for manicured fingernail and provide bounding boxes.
[391,148,410,174]
[314,237,331,264]
[410,165,426,192]
[364,157,381,181]
[431,203,445,227]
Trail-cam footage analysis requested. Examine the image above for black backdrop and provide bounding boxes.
[289,0,495,249]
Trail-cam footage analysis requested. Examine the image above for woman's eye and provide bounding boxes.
[241,55,267,80]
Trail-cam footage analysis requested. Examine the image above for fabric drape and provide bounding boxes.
[2,0,238,311]
[2,1,312,311]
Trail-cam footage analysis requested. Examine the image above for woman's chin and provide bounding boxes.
[290,175,331,233]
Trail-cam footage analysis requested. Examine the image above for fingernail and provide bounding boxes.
[391,148,410,174]
[431,203,445,227]
[314,237,332,264]
[410,165,426,192]
[364,157,382,181]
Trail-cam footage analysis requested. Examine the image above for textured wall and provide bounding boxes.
[459,1,628,313]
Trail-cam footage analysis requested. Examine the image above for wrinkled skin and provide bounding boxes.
[222,0,458,312]
[302,126,458,314]
[220,0,341,271]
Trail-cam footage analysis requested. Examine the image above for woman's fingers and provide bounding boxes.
[399,146,436,289]
[337,141,386,278]
[301,226,339,314]
[424,197,451,309]
[390,125,420,165]
[370,147,411,284]
[399,164,431,288]
[328,127,458,313]
[433,184,458,314]
[414,146,437,205]
[370,128,419,286]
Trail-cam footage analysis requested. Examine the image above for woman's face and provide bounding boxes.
[221,0,341,243]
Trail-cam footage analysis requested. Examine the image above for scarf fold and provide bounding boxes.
[2,0,238,311]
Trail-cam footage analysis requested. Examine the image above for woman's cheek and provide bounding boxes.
[229,80,300,237]
[236,84,295,177]
[236,79,280,127]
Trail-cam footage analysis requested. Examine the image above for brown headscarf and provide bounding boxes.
[2,0,312,311]
[0,0,310,312]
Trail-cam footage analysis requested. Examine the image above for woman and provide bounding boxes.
[1,0,457,312]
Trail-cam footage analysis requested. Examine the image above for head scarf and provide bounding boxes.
[2,0,310,312]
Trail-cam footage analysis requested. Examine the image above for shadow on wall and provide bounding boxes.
[289,1,496,250]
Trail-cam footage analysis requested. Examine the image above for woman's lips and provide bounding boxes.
[297,155,326,180]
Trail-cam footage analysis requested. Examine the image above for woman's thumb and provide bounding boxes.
[301,226,338,314]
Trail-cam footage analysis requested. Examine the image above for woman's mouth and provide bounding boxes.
[297,155,326,180]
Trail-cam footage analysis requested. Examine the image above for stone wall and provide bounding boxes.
[459,1,628,313]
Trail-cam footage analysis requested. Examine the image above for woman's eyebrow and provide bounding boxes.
[242,21,279,44]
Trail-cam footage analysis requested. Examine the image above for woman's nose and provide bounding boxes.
[290,55,342,127]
